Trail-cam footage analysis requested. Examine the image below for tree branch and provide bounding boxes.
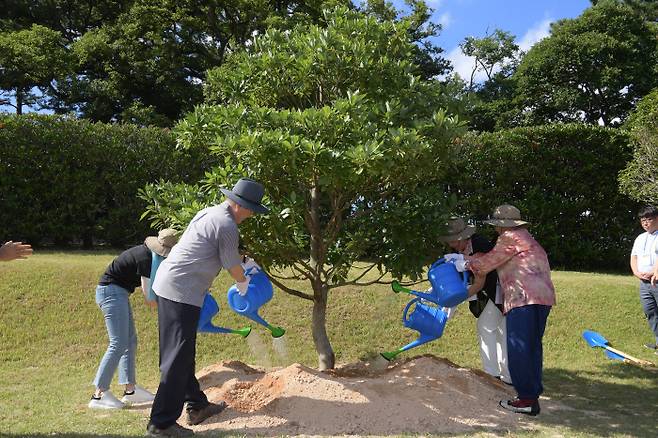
[268,275,313,300]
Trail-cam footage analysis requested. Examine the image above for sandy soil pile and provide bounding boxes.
[184,354,540,436]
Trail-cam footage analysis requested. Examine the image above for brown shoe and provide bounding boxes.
[185,401,227,425]
[146,422,194,437]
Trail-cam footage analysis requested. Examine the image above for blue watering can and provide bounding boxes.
[380,297,448,361]
[391,258,469,307]
[227,268,285,338]
[146,251,164,302]
[197,293,251,337]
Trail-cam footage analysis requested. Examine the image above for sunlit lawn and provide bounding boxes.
[1,252,656,437]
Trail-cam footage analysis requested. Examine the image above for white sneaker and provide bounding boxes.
[121,385,155,405]
[88,391,125,409]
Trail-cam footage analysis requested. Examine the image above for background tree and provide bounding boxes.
[0,25,71,114]
[460,29,519,90]
[1,0,352,124]
[141,7,465,370]
[619,87,658,205]
[591,0,658,22]
[514,0,658,126]
[456,29,522,131]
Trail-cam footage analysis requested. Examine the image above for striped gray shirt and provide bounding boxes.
[153,201,242,307]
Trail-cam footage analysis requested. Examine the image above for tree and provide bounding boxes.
[591,0,658,22]
[619,87,658,205]
[460,29,520,90]
[457,28,523,131]
[141,7,465,369]
[514,0,657,126]
[2,0,352,124]
[359,0,451,79]
[0,25,71,114]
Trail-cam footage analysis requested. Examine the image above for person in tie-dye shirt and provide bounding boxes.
[463,205,556,416]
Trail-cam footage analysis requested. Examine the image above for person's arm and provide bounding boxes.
[465,235,517,275]
[228,264,247,283]
[467,273,486,296]
[0,241,32,261]
[140,276,157,308]
[631,255,652,280]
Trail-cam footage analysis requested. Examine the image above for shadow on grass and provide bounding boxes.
[541,364,658,437]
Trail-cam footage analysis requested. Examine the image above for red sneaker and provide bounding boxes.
[499,398,540,416]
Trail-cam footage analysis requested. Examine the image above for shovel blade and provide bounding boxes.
[582,330,609,348]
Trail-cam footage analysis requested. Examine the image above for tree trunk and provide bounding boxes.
[16,91,23,115]
[311,283,335,370]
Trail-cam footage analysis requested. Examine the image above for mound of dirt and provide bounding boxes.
[184,354,541,436]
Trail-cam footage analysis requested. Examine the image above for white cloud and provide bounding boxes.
[446,17,554,84]
[425,0,444,8]
[517,18,552,52]
[446,46,488,84]
[437,12,452,29]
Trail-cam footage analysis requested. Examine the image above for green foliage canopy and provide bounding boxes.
[0,25,71,114]
[619,87,658,205]
[143,7,464,368]
[514,0,658,126]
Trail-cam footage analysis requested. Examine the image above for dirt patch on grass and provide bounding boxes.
[186,354,541,435]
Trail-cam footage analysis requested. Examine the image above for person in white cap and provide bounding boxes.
[89,229,178,409]
[464,205,556,416]
[440,217,511,385]
[147,177,268,437]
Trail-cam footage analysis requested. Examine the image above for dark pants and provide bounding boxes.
[149,296,208,429]
[506,304,551,400]
[639,281,658,342]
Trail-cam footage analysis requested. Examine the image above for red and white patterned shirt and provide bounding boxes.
[468,227,556,314]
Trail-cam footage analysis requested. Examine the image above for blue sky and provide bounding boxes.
[393,0,592,80]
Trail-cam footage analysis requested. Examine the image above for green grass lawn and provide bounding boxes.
[1,252,657,437]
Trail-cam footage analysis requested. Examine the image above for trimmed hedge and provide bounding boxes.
[0,114,203,247]
[449,124,639,271]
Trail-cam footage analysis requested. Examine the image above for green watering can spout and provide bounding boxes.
[380,350,402,361]
[269,325,286,338]
[233,326,252,338]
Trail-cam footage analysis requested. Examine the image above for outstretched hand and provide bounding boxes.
[0,241,33,261]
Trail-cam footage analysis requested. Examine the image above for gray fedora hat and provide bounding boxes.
[220,178,269,214]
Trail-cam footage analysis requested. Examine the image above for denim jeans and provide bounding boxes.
[639,281,658,342]
[92,284,137,390]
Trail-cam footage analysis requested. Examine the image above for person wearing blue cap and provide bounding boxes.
[147,178,268,437]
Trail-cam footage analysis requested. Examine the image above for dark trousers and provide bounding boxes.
[149,296,208,429]
[639,282,658,342]
[506,304,551,400]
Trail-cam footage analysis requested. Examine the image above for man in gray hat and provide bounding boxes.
[147,178,268,437]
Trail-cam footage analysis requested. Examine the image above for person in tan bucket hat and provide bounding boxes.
[89,229,178,410]
[440,217,511,385]
[463,205,556,416]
